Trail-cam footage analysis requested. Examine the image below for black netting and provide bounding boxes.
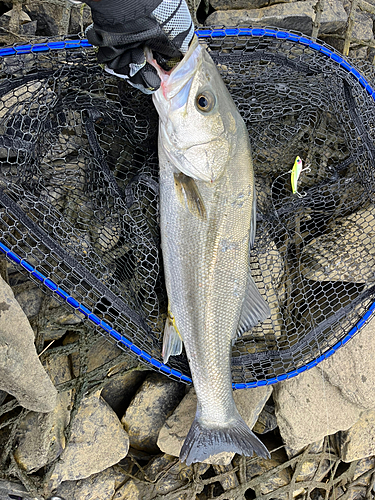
[0,28,375,386]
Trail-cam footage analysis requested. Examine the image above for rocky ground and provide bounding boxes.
[0,0,375,499]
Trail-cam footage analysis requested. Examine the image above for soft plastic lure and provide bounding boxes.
[291,156,310,197]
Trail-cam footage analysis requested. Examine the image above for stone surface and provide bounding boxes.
[53,466,127,500]
[274,366,362,451]
[211,0,296,10]
[114,454,192,500]
[205,0,347,36]
[0,276,57,412]
[250,236,285,338]
[13,354,72,472]
[24,0,72,35]
[321,318,375,410]
[122,373,185,454]
[338,409,375,462]
[69,2,92,34]
[47,391,129,491]
[158,384,272,464]
[300,206,375,283]
[101,369,147,416]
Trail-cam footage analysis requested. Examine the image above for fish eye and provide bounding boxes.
[196,91,215,112]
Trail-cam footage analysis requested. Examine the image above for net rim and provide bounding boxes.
[1,27,374,388]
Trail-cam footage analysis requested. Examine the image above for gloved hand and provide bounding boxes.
[85,0,194,93]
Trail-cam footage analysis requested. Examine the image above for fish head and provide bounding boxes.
[148,37,239,183]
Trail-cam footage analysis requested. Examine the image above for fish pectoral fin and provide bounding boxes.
[174,172,207,220]
[162,315,183,364]
[235,271,271,339]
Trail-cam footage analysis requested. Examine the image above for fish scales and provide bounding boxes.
[149,36,270,465]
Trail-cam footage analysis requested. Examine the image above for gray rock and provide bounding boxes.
[274,366,362,451]
[114,454,192,500]
[300,206,375,283]
[249,236,285,339]
[14,285,44,318]
[321,318,375,410]
[205,0,347,36]
[53,466,128,500]
[101,369,147,416]
[46,391,129,491]
[338,409,375,462]
[69,2,92,34]
[157,384,272,464]
[253,403,278,434]
[13,354,73,472]
[211,0,297,10]
[0,276,57,412]
[122,373,185,454]
[24,0,72,35]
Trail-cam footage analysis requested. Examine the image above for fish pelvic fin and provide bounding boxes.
[180,413,270,466]
[174,172,207,220]
[162,309,183,364]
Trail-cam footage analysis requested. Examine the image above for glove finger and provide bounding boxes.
[131,63,160,91]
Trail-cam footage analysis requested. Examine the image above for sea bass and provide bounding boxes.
[149,36,271,465]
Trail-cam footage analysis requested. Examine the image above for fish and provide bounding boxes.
[147,36,271,465]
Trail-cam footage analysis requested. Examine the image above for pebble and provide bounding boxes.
[0,276,57,412]
[101,369,147,416]
[157,384,272,464]
[122,373,185,454]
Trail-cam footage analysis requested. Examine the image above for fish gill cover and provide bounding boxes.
[0,27,375,387]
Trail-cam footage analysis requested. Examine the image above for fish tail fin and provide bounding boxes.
[180,414,270,465]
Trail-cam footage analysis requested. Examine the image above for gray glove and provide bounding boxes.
[85,0,194,93]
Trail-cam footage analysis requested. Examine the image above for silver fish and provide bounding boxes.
[149,37,271,465]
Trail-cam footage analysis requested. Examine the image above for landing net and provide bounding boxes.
[0,27,375,387]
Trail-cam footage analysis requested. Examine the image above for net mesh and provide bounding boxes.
[0,28,375,386]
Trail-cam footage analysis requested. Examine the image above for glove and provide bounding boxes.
[85,0,194,93]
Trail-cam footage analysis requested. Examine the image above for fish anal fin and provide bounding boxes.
[174,172,207,220]
[162,312,183,364]
[235,272,271,339]
[180,413,270,466]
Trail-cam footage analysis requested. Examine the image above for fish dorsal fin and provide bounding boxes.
[235,272,271,339]
[174,172,207,219]
[162,309,183,364]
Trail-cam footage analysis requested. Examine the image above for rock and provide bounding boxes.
[0,276,57,412]
[205,0,347,36]
[122,373,185,454]
[24,0,72,35]
[114,454,193,500]
[249,236,285,338]
[233,449,291,497]
[300,206,375,283]
[274,366,362,451]
[69,2,92,34]
[338,409,375,462]
[212,463,239,492]
[13,355,72,472]
[101,369,147,416]
[253,402,278,434]
[46,391,129,491]
[14,285,44,318]
[321,318,375,410]
[211,0,297,10]
[53,466,127,500]
[157,384,272,464]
